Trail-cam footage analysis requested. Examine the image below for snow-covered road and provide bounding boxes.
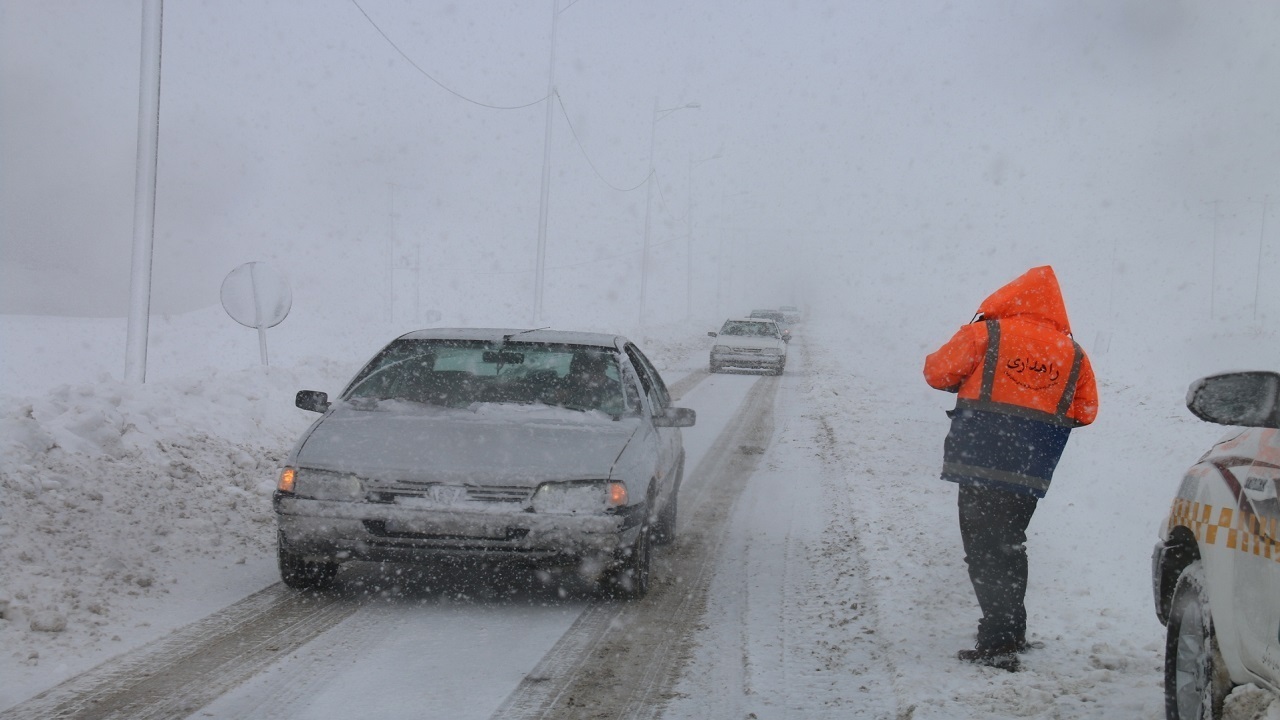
[3,317,1277,720]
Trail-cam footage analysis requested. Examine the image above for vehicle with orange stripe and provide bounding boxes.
[1151,371,1280,720]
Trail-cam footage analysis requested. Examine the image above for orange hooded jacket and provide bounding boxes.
[924,266,1098,427]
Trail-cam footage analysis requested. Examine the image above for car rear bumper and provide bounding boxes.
[710,352,785,369]
[275,495,638,564]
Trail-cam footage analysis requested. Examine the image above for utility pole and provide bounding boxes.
[1207,200,1219,321]
[532,0,559,325]
[639,100,699,326]
[125,0,164,383]
[1255,195,1268,322]
[686,153,721,322]
[387,183,396,323]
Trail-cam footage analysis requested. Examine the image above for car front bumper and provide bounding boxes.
[710,351,785,369]
[1151,540,1170,625]
[274,494,641,565]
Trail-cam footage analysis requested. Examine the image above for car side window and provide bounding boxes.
[620,363,645,412]
[625,344,670,410]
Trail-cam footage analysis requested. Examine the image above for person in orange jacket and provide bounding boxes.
[924,265,1098,671]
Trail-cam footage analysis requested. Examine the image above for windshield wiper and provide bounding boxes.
[501,327,549,343]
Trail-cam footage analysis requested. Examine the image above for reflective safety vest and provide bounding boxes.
[952,319,1086,428]
[938,319,1082,497]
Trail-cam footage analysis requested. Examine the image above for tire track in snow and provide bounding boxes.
[800,338,915,720]
[0,586,358,720]
[0,358,718,720]
[665,368,709,403]
[491,373,779,720]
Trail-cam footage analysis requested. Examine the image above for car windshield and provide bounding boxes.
[721,321,777,338]
[342,339,635,415]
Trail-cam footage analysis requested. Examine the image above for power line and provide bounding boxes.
[349,0,549,111]
[555,92,650,192]
[652,170,686,225]
[425,246,644,277]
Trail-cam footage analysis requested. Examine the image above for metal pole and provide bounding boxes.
[1209,200,1219,321]
[716,230,725,317]
[1255,195,1268,322]
[638,101,698,326]
[251,262,268,366]
[387,183,395,323]
[533,0,559,325]
[639,98,658,327]
[686,153,721,323]
[124,0,163,384]
[686,157,694,323]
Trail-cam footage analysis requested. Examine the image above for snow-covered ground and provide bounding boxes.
[2,306,1278,718]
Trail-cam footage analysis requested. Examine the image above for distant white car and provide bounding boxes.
[1151,371,1280,720]
[708,317,787,375]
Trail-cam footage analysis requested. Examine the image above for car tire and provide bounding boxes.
[608,519,652,600]
[1164,561,1231,720]
[278,536,339,591]
[652,464,681,546]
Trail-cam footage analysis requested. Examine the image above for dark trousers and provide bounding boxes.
[958,483,1039,649]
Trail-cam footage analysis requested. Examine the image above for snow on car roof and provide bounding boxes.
[397,327,626,349]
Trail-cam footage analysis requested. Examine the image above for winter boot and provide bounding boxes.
[957,642,1022,672]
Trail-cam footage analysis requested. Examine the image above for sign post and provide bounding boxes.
[220,262,291,365]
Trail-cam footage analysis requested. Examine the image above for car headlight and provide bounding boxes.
[531,481,628,514]
[712,345,730,353]
[282,467,364,501]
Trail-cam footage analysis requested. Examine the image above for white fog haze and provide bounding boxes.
[3,2,1280,719]
[5,2,1278,337]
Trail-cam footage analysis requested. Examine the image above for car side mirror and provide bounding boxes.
[707,331,718,337]
[296,390,331,413]
[1187,371,1280,428]
[653,406,696,428]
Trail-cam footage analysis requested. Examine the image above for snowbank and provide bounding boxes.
[0,310,705,707]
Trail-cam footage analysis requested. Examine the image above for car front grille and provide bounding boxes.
[366,479,534,504]
[729,347,763,354]
[462,486,535,503]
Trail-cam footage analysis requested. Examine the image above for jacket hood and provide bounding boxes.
[977,265,1072,334]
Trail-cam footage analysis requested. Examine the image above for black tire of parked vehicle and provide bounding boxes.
[652,461,682,546]
[607,518,652,599]
[278,537,340,591]
[1164,561,1231,720]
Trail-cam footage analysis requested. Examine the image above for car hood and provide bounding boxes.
[714,335,785,350]
[294,401,641,485]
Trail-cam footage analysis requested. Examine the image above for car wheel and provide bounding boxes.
[652,472,681,546]
[278,536,339,591]
[1164,561,1230,720]
[608,520,652,600]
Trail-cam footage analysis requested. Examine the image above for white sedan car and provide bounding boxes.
[275,329,694,599]
[1151,371,1280,720]
[708,317,787,375]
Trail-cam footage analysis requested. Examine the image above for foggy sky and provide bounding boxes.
[3,1,1278,338]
